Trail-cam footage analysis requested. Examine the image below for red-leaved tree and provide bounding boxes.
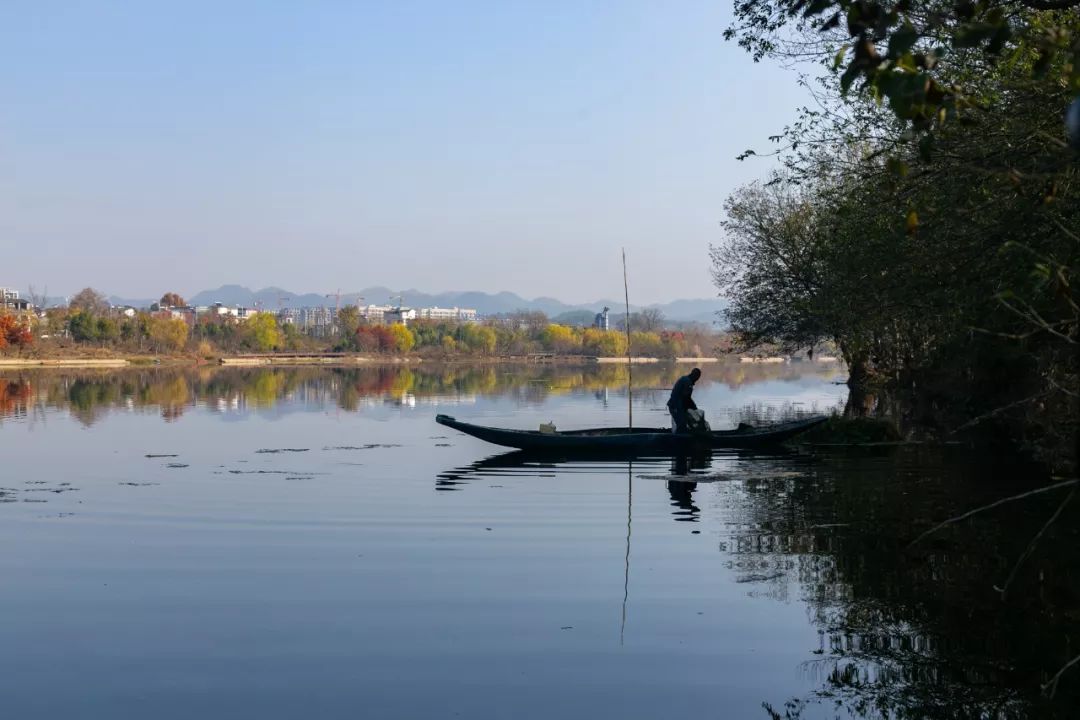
[0,315,34,352]
[355,325,396,352]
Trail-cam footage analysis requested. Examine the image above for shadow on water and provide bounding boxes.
[438,447,1080,720]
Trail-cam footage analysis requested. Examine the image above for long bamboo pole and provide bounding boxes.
[622,248,632,429]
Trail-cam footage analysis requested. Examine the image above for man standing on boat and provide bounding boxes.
[667,367,701,434]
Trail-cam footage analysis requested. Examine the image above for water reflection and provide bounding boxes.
[0,361,844,425]
[4,363,1073,718]
[436,449,1079,719]
[667,481,699,522]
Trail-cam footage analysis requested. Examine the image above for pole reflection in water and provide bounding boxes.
[621,460,632,646]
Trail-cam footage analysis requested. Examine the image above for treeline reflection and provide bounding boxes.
[0,361,842,425]
[724,454,1079,719]
[436,450,1079,719]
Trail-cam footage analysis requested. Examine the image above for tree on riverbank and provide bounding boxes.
[0,314,34,353]
[68,288,110,314]
[714,0,1080,708]
[714,0,1079,473]
[242,312,283,352]
[31,304,726,362]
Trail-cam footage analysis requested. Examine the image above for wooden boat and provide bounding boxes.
[435,414,827,453]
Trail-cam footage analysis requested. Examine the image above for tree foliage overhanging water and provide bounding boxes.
[711,2,1080,714]
[714,1,1079,475]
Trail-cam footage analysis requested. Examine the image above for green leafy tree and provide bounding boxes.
[336,306,361,349]
[68,311,99,342]
[95,317,120,345]
[725,0,1080,151]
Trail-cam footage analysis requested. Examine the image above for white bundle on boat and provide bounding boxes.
[686,409,711,434]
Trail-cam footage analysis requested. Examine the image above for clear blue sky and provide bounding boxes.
[2,1,804,304]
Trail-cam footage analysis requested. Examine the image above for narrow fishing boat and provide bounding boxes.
[435,414,827,453]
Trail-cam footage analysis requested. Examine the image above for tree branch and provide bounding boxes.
[1020,0,1080,9]
[992,484,1077,599]
[907,479,1080,548]
[1043,651,1080,698]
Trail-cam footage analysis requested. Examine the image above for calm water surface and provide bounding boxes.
[1,364,1077,719]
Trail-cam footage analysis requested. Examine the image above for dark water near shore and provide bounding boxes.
[1,363,1077,719]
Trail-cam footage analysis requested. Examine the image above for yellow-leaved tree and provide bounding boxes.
[244,313,283,351]
[539,324,579,353]
[387,323,415,353]
[148,317,189,352]
[581,328,627,357]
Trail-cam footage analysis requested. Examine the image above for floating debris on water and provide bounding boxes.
[226,469,329,476]
[119,482,160,487]
[323,444,402,451]
[434,443,452,447]
[735,572,785,583]
[255,448,310,454]
[145,454,178,458]
[166,463,189,469]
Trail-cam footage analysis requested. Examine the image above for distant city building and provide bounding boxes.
[168,303,258,325]
[356,304,424,326]
[594,307,610,331]
[416,306,478,323]
[383,306,417,326]
[279,306,338,337]
[1,287,30,312]
[358,304,389,323]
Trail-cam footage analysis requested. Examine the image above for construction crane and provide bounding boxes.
[327,291,364,313]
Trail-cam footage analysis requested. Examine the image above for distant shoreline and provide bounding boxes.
[0,351,839,370]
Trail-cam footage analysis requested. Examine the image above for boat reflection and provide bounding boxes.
[435,449,723,491]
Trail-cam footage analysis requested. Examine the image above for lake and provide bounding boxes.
[1,363,1077,719]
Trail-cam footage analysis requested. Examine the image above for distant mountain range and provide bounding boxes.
[99,285,726,325]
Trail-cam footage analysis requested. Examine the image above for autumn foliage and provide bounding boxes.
[0,315,34,351]
[355,324,415,353]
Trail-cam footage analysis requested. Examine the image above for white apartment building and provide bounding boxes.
[1,287,30,312]
[416,306,478,322]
